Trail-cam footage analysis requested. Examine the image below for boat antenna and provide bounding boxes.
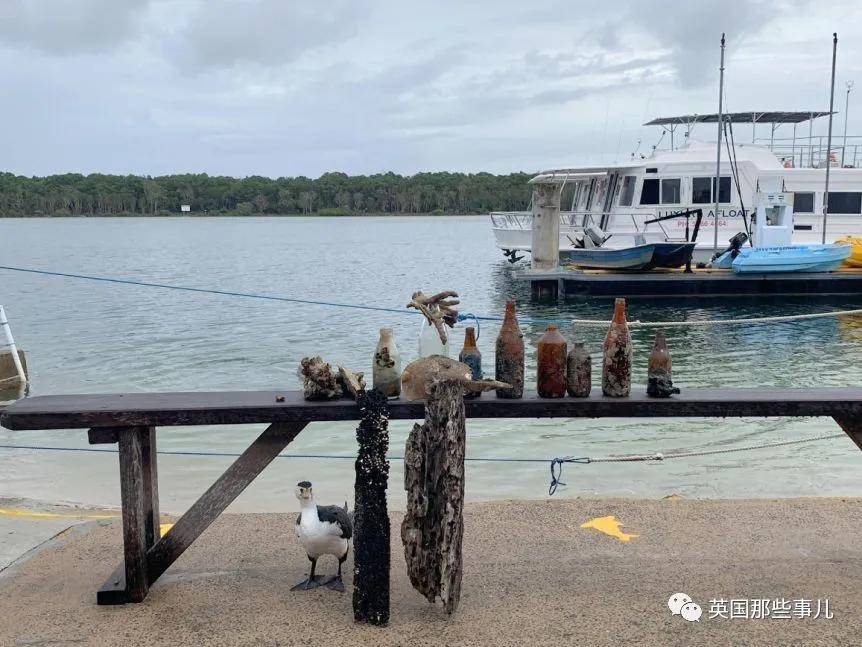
[630,138,642,160]
[713,33,726,254]
[822,32,838,243]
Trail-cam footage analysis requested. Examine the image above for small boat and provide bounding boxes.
[837,236,862,267]
[722,243,851,274]
[560,242,695,271]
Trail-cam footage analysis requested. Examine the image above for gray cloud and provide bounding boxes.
[0,0,856,177]
[166,0,365,72]
[0,0,150,55]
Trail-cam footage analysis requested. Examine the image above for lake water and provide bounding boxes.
[2,216,862,513]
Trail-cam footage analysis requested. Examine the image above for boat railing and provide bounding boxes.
[491,211,655,232]
[754,135,862,169]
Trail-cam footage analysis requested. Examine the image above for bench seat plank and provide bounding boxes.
[3,388,862,430]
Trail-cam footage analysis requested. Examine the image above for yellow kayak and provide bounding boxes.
[837,236,862,267]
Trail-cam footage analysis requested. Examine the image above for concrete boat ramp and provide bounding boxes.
[2,497,862,646]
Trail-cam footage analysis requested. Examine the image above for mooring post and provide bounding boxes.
[529,179,562,272]
[352,389,391,626]
[401,378,466,616]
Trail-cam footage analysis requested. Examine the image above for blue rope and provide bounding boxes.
[0,265,579,326]
[0,443,550,463]
[548,456,591,495]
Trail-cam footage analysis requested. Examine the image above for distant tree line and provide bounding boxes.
[0,171,533,217]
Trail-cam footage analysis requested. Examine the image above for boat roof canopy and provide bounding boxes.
[644,111,833,126]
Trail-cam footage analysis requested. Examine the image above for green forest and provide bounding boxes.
[0,171,533,217]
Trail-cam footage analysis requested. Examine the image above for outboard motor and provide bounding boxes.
[711,232,749,264]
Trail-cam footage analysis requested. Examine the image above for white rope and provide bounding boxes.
[571,432,846,464]
[571,307,862,329]
[549,432,848,494]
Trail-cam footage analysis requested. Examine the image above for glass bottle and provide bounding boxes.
[418,317,449,358]
[458,327,482,399]
[495,300,524,398]
[373,328,401,398]
[647,330,679,397]
[537,324,567,398]
[602,298,632,397]
[566,341,591,398]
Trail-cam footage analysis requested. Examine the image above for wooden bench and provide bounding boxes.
[2,388,862,605]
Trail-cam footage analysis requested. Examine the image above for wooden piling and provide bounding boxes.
[352,389,391,626]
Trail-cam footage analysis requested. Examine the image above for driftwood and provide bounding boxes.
[407,290,460,344]
[337,366,366,399]
[400,356,509,402]
[299,356,342,401]
[402,378,466,615]
[352,388,391,625]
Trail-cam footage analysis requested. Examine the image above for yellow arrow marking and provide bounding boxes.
[580,515,639,542]
[0,507,116,520]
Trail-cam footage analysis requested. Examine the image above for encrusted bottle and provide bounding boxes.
[647,330,680,398]
[458,327,482,399]
[537,324,567,398]
[373,328,401,398]
[566,341,591,398]
[418,317,449,358]
[602,298,632,397]
[495,300,524,398]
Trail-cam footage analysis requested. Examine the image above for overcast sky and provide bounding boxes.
[1,0,860,178]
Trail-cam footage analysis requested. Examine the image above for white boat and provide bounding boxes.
[491,111,862,265]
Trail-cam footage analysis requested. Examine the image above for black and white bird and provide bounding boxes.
[292,480,352,592]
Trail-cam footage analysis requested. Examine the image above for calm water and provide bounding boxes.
[2,216,862,512]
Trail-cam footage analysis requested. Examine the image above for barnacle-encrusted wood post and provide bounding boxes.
[352,387,391,625]
[400,356,508,616]
[407,290,460,344]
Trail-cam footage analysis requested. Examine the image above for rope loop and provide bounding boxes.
[548,456,590,495]
[456,312,481,340]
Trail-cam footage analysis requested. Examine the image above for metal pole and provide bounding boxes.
[0,305,27,387]
[809,112,814,167]
[822,33,838,244]
[842,80,853,166]
[714,33,726,254]
[791,123,797,167]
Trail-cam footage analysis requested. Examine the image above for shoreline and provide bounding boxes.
[0,212,492,219]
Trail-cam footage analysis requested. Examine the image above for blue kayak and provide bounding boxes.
[717,244,851,274]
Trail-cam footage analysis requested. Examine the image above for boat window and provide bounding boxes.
[716,177,731,203]
[794,192,814,213]
[827,192,862,214]
[692,177,711,204]
[592,177,609,212]
[692,176,732,204]
[640,178,660,205]
[661,178,681,204]
[619,176,636,206]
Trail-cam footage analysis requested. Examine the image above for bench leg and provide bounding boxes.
[835,414,862,450]
[118,427,149,603]
[141,426,160,549]
[97,421,307,604]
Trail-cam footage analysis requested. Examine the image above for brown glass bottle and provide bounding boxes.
[537,324,567,398]
[495,300,524,398]
[459,327,482,399]
[602,298,632,397]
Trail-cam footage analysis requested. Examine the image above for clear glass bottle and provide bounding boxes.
[373,328,401,398]
[418,317,449,358]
